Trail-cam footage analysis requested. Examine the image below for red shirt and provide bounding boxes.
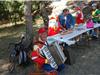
[76,12,84,24]
[48,22,61,36]
[31,51,45,68]
[31,41,46,68]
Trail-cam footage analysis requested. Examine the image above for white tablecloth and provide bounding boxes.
[47,23,100,45]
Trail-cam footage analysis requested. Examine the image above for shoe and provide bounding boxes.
[64,59,71,65]
[91,36,98,40]
[57,64,65,72]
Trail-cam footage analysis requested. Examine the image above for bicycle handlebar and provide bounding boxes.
[8,37,25,49]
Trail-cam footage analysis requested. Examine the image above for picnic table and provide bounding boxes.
[47,23,100,45]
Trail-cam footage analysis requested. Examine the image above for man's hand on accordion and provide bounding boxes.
[45,59,51,64]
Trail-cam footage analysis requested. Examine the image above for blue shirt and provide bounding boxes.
[59,13,75,29]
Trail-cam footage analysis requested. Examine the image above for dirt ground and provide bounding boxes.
[0,24,100,75]
[59,37,100,75]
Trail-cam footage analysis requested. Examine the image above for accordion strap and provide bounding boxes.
[34,41,46,45]
[34,41,47,58]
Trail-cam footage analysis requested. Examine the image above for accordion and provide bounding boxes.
[40,41,67,69]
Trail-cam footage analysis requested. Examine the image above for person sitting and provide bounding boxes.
[31,27,65,73]
[92,4,100,38]
[75,7,84,25]
[92,4,100,23]
[48,17,63,36]
[74,7,84,42]
[31,27,55,71]
[59,8,75,30]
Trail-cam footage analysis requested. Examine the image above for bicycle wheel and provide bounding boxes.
[18,51,27,65]
[8,62,15,73]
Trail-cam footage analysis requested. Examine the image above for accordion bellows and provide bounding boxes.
[41,41,67,69]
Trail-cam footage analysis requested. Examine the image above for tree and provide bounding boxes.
[24,0,33,49]
[0,1,9,21]
[39,1,52,26]
[0,1,53,26]
[31,1,52,26]
[6,1,24,24]
[0,1,24,24]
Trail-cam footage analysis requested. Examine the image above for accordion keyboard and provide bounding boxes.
[41,46,58,69]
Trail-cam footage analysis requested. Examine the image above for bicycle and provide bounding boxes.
[8,36,28,73]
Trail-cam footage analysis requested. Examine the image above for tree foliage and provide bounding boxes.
[0,1,9,20]
[31,1,52,25]
[0,1,52,26]
[0,1,24,24]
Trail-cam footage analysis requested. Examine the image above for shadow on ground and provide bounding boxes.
[0,24,39,75]
[0,24,100,75]
[59,37,100,75]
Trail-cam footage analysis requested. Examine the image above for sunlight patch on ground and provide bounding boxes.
[12,32,24,39]
[0,32,17,38]
[1,63,10,71]
[0,21,24,29]
[0,59,9,72]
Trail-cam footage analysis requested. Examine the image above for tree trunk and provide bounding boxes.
[39,2,50,26]
[40,8,49,26]
[24,0,33,49]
